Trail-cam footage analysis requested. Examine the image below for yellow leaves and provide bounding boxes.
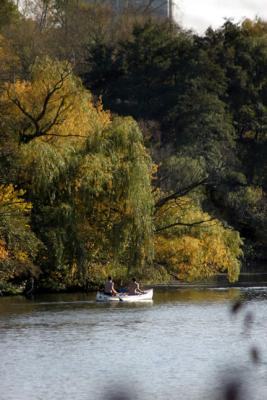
[0,240,8,260]
[154,195,211,234]
[242,18,267,36]
[15,251,29,262]
[96,96,111,128]
[0,180,40,283]
[2,58,112,146]
[0,184,32,215]
[155,229,242,282]
[244,186,264,204]
[154,194,243,282]
[6,79,31,99]
[155,234,204,281]
[1,58,117,200]
[69,260,78,279]
[151,163,158,175]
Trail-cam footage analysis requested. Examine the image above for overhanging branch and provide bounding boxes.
[154,177,208,211]
[155,218,216,233]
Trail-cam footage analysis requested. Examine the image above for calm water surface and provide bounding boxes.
[1,288,267,400]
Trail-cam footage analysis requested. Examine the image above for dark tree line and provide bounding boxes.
[83,18,267,262]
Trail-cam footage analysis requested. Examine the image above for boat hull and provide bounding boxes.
[96,289,153,302]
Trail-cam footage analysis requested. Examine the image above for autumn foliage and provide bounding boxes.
[0,56,244,291]
[3,6,264,291]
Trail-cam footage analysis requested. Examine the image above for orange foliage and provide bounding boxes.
[0,240,8,260]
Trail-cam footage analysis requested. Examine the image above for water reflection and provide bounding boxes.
[0,287,266,317]
[154,288,241,304]
[0,288,243,317]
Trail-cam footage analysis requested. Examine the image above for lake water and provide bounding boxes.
[1,288,267,400]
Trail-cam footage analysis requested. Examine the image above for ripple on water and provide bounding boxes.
[0,288,267,400]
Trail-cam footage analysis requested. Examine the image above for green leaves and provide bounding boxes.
[0,0,19,30]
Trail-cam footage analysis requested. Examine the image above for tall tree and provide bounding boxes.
[0,0,19,30]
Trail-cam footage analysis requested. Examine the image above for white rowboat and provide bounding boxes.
[96,289,153,302]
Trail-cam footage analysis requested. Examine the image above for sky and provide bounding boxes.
[174,0,267,33]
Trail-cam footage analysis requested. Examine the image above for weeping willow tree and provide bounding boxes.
[75,117,154,281]
[1,57,154,289]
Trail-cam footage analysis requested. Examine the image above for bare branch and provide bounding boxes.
[155,177,208,210]
[155,218,216,233]
[7,92,40,134]
[7,67,73,143]
[40,133,88,138]
[135,0,167,15]
[35,70,71,124]
[41,97,68,135]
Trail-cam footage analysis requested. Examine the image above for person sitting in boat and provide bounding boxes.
[128,278,144,295]
[104,277,118,296]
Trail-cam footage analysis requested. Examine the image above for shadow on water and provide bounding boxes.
[0,287,266,316]
[0,288,242,314]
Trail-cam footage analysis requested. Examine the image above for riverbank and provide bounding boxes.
[151,272,267,289]
[2,272,267,296]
